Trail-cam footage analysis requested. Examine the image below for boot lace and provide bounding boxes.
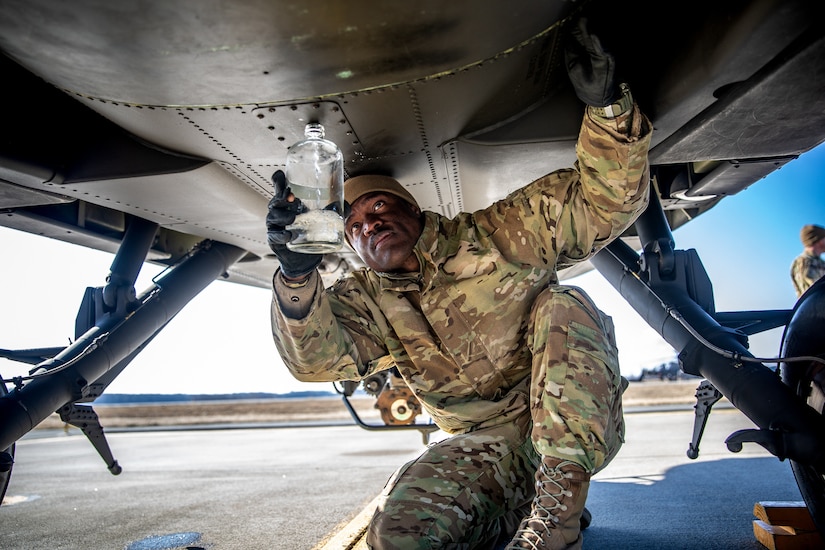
[505,460,579,549]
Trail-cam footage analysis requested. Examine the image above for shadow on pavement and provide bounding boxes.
[583,456,802,549]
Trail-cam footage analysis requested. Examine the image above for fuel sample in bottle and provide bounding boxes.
[284,122,344,253]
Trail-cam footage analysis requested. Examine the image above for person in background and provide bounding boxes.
[266,19,651,550]
[791,224,825,297]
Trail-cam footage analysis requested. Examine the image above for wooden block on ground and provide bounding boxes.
[753,502,823,550]
[753,519,823,550]
[754,501,818,531]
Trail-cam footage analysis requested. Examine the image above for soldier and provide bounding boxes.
[791,224,825,297]
[266,19,652,550]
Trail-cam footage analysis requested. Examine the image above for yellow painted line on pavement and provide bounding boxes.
[314,494,381,550]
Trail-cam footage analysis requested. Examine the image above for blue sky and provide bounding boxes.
[1,143,823,394]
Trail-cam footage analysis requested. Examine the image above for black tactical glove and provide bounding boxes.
[564,18,620,107]
[266,170,322,279]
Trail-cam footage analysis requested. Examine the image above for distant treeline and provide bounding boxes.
[96,391,337,404]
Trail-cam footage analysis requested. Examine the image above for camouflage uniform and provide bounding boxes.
[790,252,825,297]
[271,105,651,548]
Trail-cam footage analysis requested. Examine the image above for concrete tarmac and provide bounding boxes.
[1,406,805,549]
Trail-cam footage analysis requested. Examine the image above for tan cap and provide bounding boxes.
[344,175,419,215]
[801,224,825,247]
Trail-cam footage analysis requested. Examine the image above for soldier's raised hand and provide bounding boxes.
[564,18,620,107]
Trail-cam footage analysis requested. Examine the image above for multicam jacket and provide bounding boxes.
[791,252,825,297]
[271,106,652,434]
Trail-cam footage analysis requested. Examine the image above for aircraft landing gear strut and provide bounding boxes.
[0,217,247,503]
[591,188,825,536]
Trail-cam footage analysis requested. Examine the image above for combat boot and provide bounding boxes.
[505,457,590,550]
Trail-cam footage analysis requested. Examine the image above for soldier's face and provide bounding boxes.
[346,192,423,273]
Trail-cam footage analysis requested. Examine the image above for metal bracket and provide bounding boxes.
[687,379,723,459]
[725,428,784,458]
[58,403,122,475]
[340,394,440,446]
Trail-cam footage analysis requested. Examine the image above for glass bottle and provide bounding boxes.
[284,122,344,253]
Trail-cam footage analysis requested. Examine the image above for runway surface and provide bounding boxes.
[1,406,805,549]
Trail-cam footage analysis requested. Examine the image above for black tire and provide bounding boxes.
[0,378,14,505]
[780,278,825,536]
[783,361,825,535]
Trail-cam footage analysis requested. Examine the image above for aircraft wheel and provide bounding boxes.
[0,377,14,505]
[780,278,825,536]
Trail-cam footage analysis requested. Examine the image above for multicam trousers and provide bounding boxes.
[366,285,627,549]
